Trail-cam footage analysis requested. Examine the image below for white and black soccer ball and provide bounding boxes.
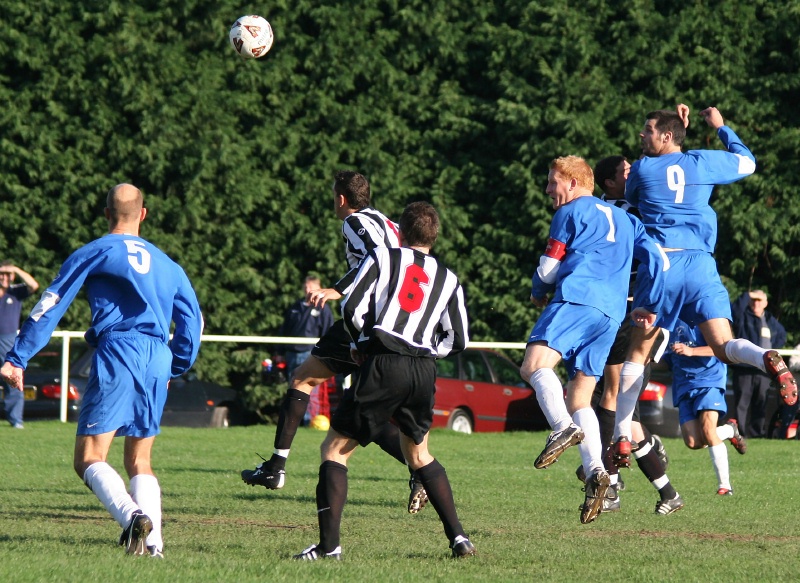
[229,15,274,59]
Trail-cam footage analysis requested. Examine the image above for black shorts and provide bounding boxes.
[606,319,668,366]
[331,354,435,446]
[606,320,633,366]
[310,320,361,376]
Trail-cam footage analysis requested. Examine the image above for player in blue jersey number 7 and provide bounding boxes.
[519,156,668,524]
[1,184,203,558]
[612,106,798,468]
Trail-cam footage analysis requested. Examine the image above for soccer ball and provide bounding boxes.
[310,415,330,431]
[229,15,274,59]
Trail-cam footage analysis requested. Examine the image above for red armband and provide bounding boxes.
[544,238,566,260]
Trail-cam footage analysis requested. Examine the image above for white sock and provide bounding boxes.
[717,424,734,441]
[652,475,669,490]
[130,474,162,551]
[529,369,571,432]
[273,449,290,459]
[614,362,645,439]
[724,339,767,372]
[83,462,140,529]
[573,407,603,476]
[632,439,652,459]
[709,443,731,490]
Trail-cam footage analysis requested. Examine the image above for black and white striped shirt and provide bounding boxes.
[341,247,468,358]
[333,207,401,295]
[600,194,641,219]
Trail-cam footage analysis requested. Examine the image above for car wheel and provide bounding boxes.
[447,409,473,434]
[210,406,230,428]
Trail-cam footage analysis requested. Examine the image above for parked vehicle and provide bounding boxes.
[431,348,549,434]
[5,344,84,422]
[0,340,243,428]
[637,367,680,437]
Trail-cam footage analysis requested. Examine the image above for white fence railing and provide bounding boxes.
[47,331,798,422]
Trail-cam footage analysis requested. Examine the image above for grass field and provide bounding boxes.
[1,422,799,582]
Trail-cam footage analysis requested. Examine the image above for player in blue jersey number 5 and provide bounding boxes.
[1,184,203,558]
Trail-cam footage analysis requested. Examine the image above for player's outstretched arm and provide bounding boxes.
[170,274,203,377]
[699,107,724,130]
[0,362,24,390]
[677,103,690,128]
[308,287,342,308]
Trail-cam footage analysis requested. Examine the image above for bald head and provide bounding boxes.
[105,183,145,231]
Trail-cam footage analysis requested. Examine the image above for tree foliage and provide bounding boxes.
[1,0,799,396]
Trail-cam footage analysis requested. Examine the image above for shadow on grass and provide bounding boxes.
[163,466,236,474]
[0,532,113,546]
[231,490,406,510]
[0,507,106,522]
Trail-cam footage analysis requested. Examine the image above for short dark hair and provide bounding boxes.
[333,170,371,210]
[399,202,439,248]
[646,110,686,147]
[593,155,626,192]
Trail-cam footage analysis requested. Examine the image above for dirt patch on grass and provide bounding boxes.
[578,529,800,543]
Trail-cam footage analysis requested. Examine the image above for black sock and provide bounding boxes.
[372,422,407,465]
[317,461,348,552]
[596,407,618,477]
[273,389,310,452]
[267,453,286,471]
[416,459,464,544]
[634,438,676,500]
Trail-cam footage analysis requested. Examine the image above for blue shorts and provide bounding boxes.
[675,386,727,425]
[77,332,172,438]
[634,251,731,332]
[528,302,618,380]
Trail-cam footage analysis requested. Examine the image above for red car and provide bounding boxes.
[432,348,548,433]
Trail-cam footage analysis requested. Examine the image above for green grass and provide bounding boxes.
[1,422,799,582]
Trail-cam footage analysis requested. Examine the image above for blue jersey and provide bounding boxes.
[626,126,756,252]
[531,195,667,325]
[663,320,727,397]
[7,234,202,378]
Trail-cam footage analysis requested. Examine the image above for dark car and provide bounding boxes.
[1,340,242,428]
[6,344,86,422]
[431,348,549,433]
[637,366,680,437]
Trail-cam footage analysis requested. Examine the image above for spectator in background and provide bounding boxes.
[275,275,334,384]
[730,290,786,437]
[0,260,39,429]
